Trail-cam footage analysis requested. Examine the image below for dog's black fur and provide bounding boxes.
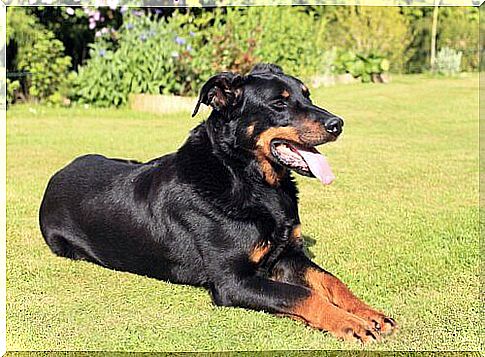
[39,63,396,342]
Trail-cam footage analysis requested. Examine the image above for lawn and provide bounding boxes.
[6,75,480,351]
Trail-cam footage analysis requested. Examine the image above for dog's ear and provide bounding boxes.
[192,72,243,117]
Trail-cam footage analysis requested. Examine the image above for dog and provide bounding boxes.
[39,63,396,343]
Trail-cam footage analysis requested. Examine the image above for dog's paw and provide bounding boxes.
[353,309,398,337]
[333,315,382,344]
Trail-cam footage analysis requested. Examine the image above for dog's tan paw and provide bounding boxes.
[354,309,398,337]
[333,315,382,344]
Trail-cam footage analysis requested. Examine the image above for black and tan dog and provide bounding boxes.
[39,63,396,343]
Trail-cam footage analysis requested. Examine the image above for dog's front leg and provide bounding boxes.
[272,249,398,338]
[209,273,381,343]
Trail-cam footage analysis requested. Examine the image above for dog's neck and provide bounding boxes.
[204,112,292,188]
[177,117,299,223]
[181,113,292,191]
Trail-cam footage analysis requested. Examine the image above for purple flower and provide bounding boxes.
[66,7,75,15]
[186,45,192,52]
[126,23,134,30]
[93,10,101,21]
[120,5,128,13]
[99,49,106,57]
[174,36,186,45]
[189,31,195,37]
[139,33,147,42]
[131,10,144,16]
[89,21,96,30]
[95,31,102,37]
[153,8,163,15]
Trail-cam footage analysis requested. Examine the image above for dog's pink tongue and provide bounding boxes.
[297,148,335,185]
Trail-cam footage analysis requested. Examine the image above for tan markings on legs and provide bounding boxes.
[289,291,380,343]
[249,241,271,264]
[304,268,397,336]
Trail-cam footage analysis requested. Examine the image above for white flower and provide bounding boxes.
[107,0,118,10]
[66,7,75,15]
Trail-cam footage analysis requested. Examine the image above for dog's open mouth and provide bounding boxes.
[270,140,335,185]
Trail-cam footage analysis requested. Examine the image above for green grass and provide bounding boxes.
[6,74,480,351]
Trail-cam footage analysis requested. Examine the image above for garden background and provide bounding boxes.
[6,6,480,106]
[6,4,481,352]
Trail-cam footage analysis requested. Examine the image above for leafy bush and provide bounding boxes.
[73,11,200,107]
[6,79,21,105]
[246,7,327,78]
[401,7,478,73]
[433,47,462,76]
[73,7,337,107]
[7,7,72,104]
[18,31,72,102]
[6,7,44,67]
[438,7,478,72]
[335,51,390,83]
[322,7,412,73]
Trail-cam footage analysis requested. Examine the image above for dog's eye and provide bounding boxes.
[271,98,288,110]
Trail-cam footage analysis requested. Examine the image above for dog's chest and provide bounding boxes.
[248,222,302,266]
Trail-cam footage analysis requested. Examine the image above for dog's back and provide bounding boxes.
[39,153,207,284]
[40,154,142,260]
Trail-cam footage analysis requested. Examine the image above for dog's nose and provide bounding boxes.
[324,117,343,136]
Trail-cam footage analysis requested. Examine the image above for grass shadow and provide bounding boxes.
[302,234,316,259]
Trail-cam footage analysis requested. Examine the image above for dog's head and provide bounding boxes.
[193,63,344,186]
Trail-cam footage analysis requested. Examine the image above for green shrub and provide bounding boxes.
[6,79,21,105]
[18,31,72,102]
[247,7,326,78]
[6,7,44,67]
[191,8,260,76]
[433,47,462,76]
[402,7,478,73]
[438,7,478,72]
[73,7,336,107]
[335,51,389,83]
[73,11,200,107]
[322,7,412,73]
[7,7,72,104]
